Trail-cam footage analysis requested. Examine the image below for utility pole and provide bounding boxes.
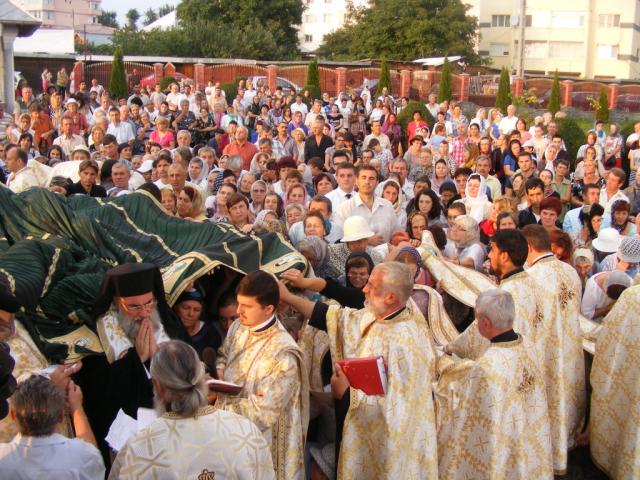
[517,0,526,77]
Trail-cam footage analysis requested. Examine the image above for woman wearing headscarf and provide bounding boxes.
[462,173,492,223]
[173,288,221,362]
[187,157,210,190]
[296,235,330,279]
[446,214,486,271]
[430,158,452,195]
[379,179,407,228]
[177,185,207,222]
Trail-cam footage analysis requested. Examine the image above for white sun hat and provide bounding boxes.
[340,215,375,242]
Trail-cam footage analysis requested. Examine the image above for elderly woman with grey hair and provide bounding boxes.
[109,341,275,479]
[446,214,486,271]
[0,375,105,478]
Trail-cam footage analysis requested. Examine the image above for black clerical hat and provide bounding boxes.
[0,288,20,314]
[93,263,166,317]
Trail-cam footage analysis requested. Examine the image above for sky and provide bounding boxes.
[101,0,180,27]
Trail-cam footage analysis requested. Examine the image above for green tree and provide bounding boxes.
[378,59,392,95]
[109,47,128,98]
[304,58,322,100]
[318,0,480,62]
[437,57,452,102]
[126,8,140,29]
[548,70,561,115]
[176,0,303,58]
[97,10,118,28]
[595,87,610,123]
[142,8,158,26]
[158,4,176,17]
[495,67,512,112]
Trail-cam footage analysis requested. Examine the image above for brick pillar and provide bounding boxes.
[608,83,619,110]
[164,62,176,78]
[513,77,524,98]
[266,65,278,93]
[426,67,436,95]
[335,67,347,95]
[562,80,574,108]
[459,73,470,102]
[194,63,205,89]
[400,69,412,99]
[153,63,164,85]
[72,61,84,88]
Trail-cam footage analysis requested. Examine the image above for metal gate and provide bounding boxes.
[84,61,153,91]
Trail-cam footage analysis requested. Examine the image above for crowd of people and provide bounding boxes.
[0,72,639,479]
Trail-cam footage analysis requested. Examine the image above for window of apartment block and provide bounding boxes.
[530,11,550,27]
[323,14,332,22]
[598,14,620,28]
[489,43,509,56]
[524,41,548,58]
[596,44,619,59]
[551,11,585,28]
[304,14,315,23]
[549,41,584,58]
[304,34,313,43]
[491,15,510,27]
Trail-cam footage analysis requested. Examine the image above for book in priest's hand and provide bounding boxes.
[207,379,242,395]
[337,355,387,395]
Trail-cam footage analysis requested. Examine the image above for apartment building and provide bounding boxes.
[476,0,640,79]
[11,0,113,44]
[298,0,370,53]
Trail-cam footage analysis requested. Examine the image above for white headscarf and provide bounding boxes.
[463,173,489,223]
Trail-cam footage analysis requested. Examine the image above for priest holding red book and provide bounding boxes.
[279,261,439,479]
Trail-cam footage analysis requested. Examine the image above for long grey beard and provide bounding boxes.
[115,307,164,343]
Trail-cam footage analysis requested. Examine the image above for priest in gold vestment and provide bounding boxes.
[436,289,553,479]
[441,230,578,474]
[110,340,275,480]
[590,284,640,479]
[280,262,439,479]
[215,271,308,480]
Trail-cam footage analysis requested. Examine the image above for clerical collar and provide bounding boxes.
[490,330,518,343]
[529,252,554,268]
[500,266,524,283]
[251,314,276,332]
[383,307,406,321]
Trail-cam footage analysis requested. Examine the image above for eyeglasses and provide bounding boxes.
[121,298,156,314]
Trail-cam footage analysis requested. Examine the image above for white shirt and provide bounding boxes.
[6,166,40,193]
[562,206,583,234]
[334,193,399,242]
[106,122,135,144]
[581,272,612,321]
[363,133,391,151]
[498,115,518,135]
[0,433,104,480]
[324,187,356,212]
[290,102,309,118]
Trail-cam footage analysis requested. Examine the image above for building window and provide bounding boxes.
[304,14,315,23]
[491,15,510,27]
[551,12,585,28]
[530,11,550,27]
[323,13,332,22]
[28,10,40,18]
[489,43,509,56]
[549,41,584,58]
[324,0,331,3]
[598,14,620,28]
[304,34,313,43]
[524,41,548,59]
[596,44,619,59]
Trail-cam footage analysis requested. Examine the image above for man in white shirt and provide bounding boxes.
[599,168,629,228]
[425,93,439,120]
[290,94,309,119]
[304,100,326,129]
[325,162,357,212]
[363,120,391,151]
[335,165,399,245]
[53,116,86,157]
[0,375,104,480]
[4,146,39,193]
[106,108,135,145]
[498,104,518,135]
[563,184,601,233]
[165,83,185,113]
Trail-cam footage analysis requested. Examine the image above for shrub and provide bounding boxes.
[556,117,586,169]
[595,88,610,123]
[220,82,237,101]
[548,70,561,115]
[396,100,436,147]
[378,58,392,95]
[437,57,452,103]
[159,75,177,92]
[495,66,511,112]
[109,47,128,98]
[305,58,321,101]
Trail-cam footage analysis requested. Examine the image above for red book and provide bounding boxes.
[337,356,387,395]
[207,379,242,395]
